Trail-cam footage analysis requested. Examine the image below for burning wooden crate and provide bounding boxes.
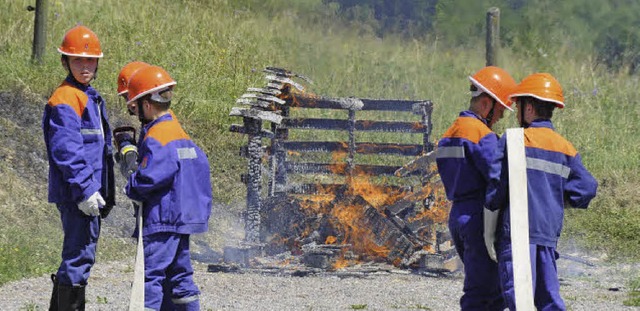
[227,67,457,272]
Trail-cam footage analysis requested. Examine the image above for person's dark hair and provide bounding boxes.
[140,94,171,110]
[524,96,555,119]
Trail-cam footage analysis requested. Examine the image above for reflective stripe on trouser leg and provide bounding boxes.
[143,232,200,310]
[497,241,566,311]
[173,295,200,311]
[56,202,100,286]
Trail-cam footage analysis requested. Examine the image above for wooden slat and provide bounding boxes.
[282,141,423,156]
[229,124,274,138]
[289,95,430,112]
[229,107,283,124]
[283,183,410,195]
[284,162,421,176]
[281,118,426,133]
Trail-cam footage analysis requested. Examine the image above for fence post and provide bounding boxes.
[486,7,500,66]
[31,0,48,64]
[243,117,263,244]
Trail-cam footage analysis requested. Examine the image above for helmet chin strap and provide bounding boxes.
[137,100,152,125]
[520,101,530,128]
[484,100,496,128]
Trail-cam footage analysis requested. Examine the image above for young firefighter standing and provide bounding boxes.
[435,66,517,310]
[43,25,115,310]
[116,60,179,310]
[124,65,212,310]
[484,73,598,310]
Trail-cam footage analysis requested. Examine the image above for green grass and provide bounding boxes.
[1,0,639,286]
[625,277,640,306]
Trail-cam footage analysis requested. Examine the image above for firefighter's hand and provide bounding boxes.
[78,192,106,216]
[483,208,499,262]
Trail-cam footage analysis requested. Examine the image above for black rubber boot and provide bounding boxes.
[58,284,86,311]
[48,274,59,311]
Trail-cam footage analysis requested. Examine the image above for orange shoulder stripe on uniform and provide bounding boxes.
[524,127,577,156]
[47,81,88,117]
[145,120,191,146]
[441,116,492,144]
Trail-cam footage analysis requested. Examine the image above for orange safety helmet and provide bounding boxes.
[509,73,564,108]
[127,65,177,104]
[57,25,103,58]
[468,66,518,111]
[117,61,151,96]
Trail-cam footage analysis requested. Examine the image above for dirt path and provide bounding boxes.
[0,252,637,311]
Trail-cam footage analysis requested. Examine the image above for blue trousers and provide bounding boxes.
[449,202,505,311]
[143,232,200,311]
[497,240,566,311]
[55,202,100,286]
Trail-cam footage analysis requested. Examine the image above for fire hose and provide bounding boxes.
[113,126,145,309]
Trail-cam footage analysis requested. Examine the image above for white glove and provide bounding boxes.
[78,192,106,216]
[483,208,500,262]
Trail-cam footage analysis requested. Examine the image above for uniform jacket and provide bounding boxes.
[436,110,501,204]
[42,76,115,207]
[485,119,598,247]
[126,113,212,236]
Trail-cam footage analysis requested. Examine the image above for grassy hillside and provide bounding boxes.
[1,0,639,286]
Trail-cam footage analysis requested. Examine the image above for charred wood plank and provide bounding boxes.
[236,98,276,110]
[264,67,313,84]
[288,95,431,112]
[230,124,274,139]
[241,93,286,105]
[394,151,436,177]
[285,162,421,176]
[287,95,364,110]
[280,183,409,195]
[265,75,305,91]
[281,118,427,133]
[281,141,423,156]
[247,87,282,97]
[230,107,283,124]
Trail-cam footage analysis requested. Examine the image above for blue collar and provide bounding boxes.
[143,113,174,131]
[527,119,554,130]
[65,75,91,92]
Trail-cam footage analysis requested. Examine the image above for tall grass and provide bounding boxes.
[1,0,639,286]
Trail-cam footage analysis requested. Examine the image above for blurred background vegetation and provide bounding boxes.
[0,0,638,297]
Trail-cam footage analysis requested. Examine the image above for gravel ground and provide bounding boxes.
[0,250,637,311]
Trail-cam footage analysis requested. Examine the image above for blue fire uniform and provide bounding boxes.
[42,76,114,286]
[126,113,212,311]
[436,110,504,310]
[486,119,598,310]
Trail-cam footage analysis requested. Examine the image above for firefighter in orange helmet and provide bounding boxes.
[44,25,114,310]
[124,65,213,310]
[436,66,517,310]
[485,73,597,310]
[117,61,151,115]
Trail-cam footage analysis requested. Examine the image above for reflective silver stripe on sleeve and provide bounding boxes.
[80,128,102,135]
[177,147,197,159]
[436,146,465,159]
[526,157,570,178]
[172,295,199,304]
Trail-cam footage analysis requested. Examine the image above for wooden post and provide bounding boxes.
[31,0,48,64]
[244,117,263,244]
[486,7,500,66]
